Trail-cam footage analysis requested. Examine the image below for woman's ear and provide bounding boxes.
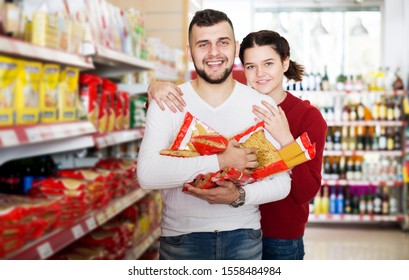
[283,56,290,72]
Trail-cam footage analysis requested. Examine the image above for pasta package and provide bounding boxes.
[160,112,229,157]
[159,112,315,190]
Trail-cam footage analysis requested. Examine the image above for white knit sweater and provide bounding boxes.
[137,81,291,236]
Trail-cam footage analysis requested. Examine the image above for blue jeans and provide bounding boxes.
[159,228,262,260]
[262,237,305,260]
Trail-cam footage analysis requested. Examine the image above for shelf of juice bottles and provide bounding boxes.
[5,187,150,260]
[326,120,405,127]
[0,36,154,73]
[308,213,405,223]
[322,179,404,187]
[323,150,404,157]
[125,226,161,260]
[294,90,407,97]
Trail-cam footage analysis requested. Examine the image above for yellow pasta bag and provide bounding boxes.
[0,55,20,126]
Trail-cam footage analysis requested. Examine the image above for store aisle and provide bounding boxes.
[304,224,409,260]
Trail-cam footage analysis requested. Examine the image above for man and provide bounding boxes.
[137,9,291,260]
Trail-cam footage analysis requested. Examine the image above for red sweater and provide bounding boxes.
[260,92,327,239]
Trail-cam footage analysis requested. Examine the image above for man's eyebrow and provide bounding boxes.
[195,37,232,45]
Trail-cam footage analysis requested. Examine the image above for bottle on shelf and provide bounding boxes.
[329,186,337,214]
[336,187,345,214]
[346,157,355,180]
[359,188,367,215]
[377,126,387,151]
[321,185,330,214]
[356,97,366,121]
[348,126,356,151]
[341,126,349,150]
[389,187,399,215]
[344,186,352,214]
[382,186,390,215]
[321,65,330,91]
[373,186,383,215]
[386,127,395,151]
[392,67,404,90]
[339,156,347,180]
[333,127,342,151]
[313,190,322,214]
[356,126,364,151]
[379,96,387,120]
[325,127,334,150]
[364,126,372,151]
[366,187,374,215]
[351,188,360,214]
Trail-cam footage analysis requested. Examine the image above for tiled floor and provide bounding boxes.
[304,224,409,260]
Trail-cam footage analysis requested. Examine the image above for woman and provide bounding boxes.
[147,30,327,260]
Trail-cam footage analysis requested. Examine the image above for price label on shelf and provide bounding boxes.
[37,242,53,260]
[86,217,97,231]
[71,224,85,239]
[362,215,371,221]
[332,214,341,221]
[25,128,42,142]
[96,212,106,225]
[0,130,18,147]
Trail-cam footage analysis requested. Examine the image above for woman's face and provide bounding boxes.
[243,45,289,96]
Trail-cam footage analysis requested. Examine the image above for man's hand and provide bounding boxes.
[147,81,186,112]
[184,180,240,204]
[217,139,258,173]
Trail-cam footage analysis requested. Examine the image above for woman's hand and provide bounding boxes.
[147,82,186,112]
[252,100,294,147]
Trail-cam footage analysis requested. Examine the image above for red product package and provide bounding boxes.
[161,112,316,190]
[120,91,130,129]
[102,78,117,132]
[79,74,102,128]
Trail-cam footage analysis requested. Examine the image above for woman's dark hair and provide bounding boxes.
[239,30,304,81]
[188,9,235,43]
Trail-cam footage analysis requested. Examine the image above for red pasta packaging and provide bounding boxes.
[159,112,316,190]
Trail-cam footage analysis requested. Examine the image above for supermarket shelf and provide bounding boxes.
[0,122,97,165]
[0,36,94,70]
[0,121,96,149]
[90,45,154,77]
[126,227,161,260]
[93,128,144,148]
[322,179,404,186]
[326,120,405,127]
[117,84,149,96]
[6,188,149,260]
[308,213,405,223]
[294,90,407,97]
[323,150,404,157]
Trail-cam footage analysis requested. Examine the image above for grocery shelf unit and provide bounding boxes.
[295,90,409,230]
[0,35,159,259]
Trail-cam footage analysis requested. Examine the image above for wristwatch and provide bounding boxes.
[230,187,246,208]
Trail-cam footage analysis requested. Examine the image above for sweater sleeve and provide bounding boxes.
[137,101,220,190]
[290,108,327,205]
[243,171,292,205]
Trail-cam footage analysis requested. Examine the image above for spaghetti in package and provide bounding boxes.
[159,112,316,190]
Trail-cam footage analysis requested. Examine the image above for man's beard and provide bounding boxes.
[193,62,233,84]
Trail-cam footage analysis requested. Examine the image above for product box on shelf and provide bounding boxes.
[40,64,60,123]
[0,55,19,126]
[58,67,79,122]
[15,60,42,125]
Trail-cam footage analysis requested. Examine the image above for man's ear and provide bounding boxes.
[186,45,193,62]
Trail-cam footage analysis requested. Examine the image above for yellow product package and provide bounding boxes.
[58,67,79,122]
[0,55,20,126]
[15,60,42,125]
[40,64,60,123]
